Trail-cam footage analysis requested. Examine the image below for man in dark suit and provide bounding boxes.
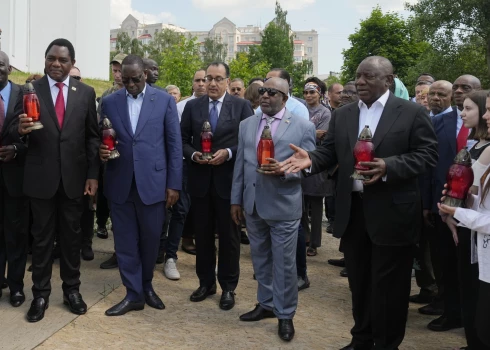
[280,56,438,349]
[99,54,182,316]
[181,61,254,310]
[12,38,100,322]
[0,51,29,307]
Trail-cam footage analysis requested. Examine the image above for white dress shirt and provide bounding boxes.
[177,94,197,122]
[352,89,390,192]
[126,85,146,134]
[47,75,69,108]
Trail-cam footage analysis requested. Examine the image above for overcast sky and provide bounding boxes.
[110,0,415,75]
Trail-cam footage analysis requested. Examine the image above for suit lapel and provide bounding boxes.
[3,82,20,135]
[62,77,78,130]
[372,94,402,150]
[273,109,292,144]
[442,108,457,155]
[114,89,133,137]
[37,76,60,132]
[134,85,156,139]
[216,94,232,134]
[347,104,360,151]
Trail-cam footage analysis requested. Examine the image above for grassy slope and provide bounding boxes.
[10,71,113,97]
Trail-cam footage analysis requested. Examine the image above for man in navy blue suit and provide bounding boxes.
[100,55,182,316]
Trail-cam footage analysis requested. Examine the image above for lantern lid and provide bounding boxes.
[260,125,272,139]
[23,82,36,94]
[453,147,472,166]
[358,125,372,141]
[202,120,212,132]
[102,117,113,129]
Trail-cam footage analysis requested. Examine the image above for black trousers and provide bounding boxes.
[96,165,110,228]
[343,193,414,349]
[30,182,83,299]
[189,184,240,291]
[80,195,94,248]
[414,221,437,294]
[301,195,324,248]
[0,179,29,294]
[476,281,490,347]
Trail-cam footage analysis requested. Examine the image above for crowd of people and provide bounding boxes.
[0,36,489,349]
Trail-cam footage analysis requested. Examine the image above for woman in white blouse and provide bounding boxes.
[439,90,490,349]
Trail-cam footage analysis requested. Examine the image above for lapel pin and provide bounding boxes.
[285,120,290,124]
[71,87,76,91]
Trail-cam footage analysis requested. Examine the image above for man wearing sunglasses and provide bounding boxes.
[231,77,316,341]
[181,61,254,311]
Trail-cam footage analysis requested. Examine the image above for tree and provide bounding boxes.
[129,38,146,57]
[115,32,132,54]
[229,52,270,85]
[341,7,428,82]
[406,0,490,81]
[290,59,313,97]
[325,74,342,87]
[146,29,184,65]
[201,37,228,66]
[156,35,203,96]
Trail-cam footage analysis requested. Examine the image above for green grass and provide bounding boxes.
[10,71,113,97]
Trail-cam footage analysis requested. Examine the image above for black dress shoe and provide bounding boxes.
[427,315,462,332]
[340,267,348,277]
[326,222,334,233]
[298,275,310,291]
[240,231,250,245]
[63,292,87,315]
[409,293,435,304]
[27,265,33,272]
[278,319,295,341]
[240,304,275,321]
[339,342,373,350]
[144,290,165,310]
[1,281,7,289]
[418,300,444,315]
[10,291,26,307]
[328,257,345,267]
[27,297,49,322]
[105,299,145,316]
[219,290,236,310]
[96,226,109,239]
[100,253,118,269]
[181,238,196,255]
[81,246,94,261]
[190,284,217,302]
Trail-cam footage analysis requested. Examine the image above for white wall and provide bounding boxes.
[0,0,110,80]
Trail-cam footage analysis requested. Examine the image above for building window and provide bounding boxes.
[294,45,302,50]
[132,31,135,36]
[308,36,313,41]
[111,42,116,49]
[251,37,255,41]
[307,47,313,53]
[144,29,148,34]
[229,46,234,53]
[155,29,159,33]
[294,56,302,62]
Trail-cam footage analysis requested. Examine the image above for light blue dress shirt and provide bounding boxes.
[0,81,12,118]
[126,85,146,134]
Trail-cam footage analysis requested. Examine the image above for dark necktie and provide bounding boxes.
[209,100,219,133]
[55,82,65,129]
[0,96,5,132]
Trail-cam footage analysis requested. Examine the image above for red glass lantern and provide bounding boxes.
[23,82,43,131]
[200,120,213,160]
[443,147,474,207]
[101,117,120,160]
[351,125,375,180]
[257,125,275,173]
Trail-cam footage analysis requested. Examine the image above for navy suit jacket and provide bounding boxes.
[422,106,458,212]
[101,84,182,205]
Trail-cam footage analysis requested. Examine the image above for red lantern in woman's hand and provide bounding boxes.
[351,125,375,180]
[443,147,474,207]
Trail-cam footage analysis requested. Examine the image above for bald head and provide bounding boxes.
[260,77,289,116]
[355,56,394,107]
[0,51,12,90]
[453,74,482,109]
[265,77,289,95]
[143,58,159,84]
[428,80,453,115]
[360,56,393,75]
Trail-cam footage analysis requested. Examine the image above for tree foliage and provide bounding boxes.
[146,29,184,65]
[341,7,428,82]
[229,52,270,85]
[156,35,203,96]
[201,37,228,66]
[115,32,132,54]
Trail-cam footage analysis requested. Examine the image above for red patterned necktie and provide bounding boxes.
[456,125,470,153]
[55,82,65,128]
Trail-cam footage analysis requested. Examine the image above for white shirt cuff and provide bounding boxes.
[226,148,232,161]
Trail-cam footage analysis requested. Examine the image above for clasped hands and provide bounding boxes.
[192,149,228,166]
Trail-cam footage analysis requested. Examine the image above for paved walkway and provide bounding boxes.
[1,226,464,350]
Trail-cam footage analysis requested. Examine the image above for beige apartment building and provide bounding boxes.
[110,15,319,75]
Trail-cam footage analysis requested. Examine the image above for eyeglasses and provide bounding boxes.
[258,87,286,97]
[341,90,357,96]
[205,76,226,83]
[303,90,318,95]
[122,73,144,84]
[71,76,81,81]
[231,87,242,92]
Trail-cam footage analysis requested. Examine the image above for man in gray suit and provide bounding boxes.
[230,77,316,342]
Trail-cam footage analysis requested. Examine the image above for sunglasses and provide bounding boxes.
[71,76,81,81]
[122,73,144,85]
[258,87,286,97]
[303,90,318,95]
[341,90,357,96]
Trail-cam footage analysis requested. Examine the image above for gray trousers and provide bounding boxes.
[245,208,299,319]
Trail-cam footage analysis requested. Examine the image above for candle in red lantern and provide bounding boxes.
[443,147,474,207]
[101,117,120,160]
[23,82,44,131]
[257,125,274,173]
[200,120,213,160]
[351,125,375,180]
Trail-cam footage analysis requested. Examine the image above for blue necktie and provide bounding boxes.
[209,100,219,133]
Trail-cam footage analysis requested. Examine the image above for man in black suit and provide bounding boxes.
[181,61,253,310]
[280,56,438,349]
[11,38,100,322]
[0,51,29,307]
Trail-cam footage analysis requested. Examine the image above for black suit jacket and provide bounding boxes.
[1,82,26,197]
[181,93,253,199]
[9,75,100,199]
[310,93,438,246]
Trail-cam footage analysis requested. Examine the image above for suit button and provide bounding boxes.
[253,183,255,187]
[133,142,136,146]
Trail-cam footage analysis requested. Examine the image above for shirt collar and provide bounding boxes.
[358,89,390,109]
[47,74,70,89]
[209,92,226,104]
[126,84,147,99]
[430,105,453,117]
[263,107,286,120]
[0,81,11,101]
